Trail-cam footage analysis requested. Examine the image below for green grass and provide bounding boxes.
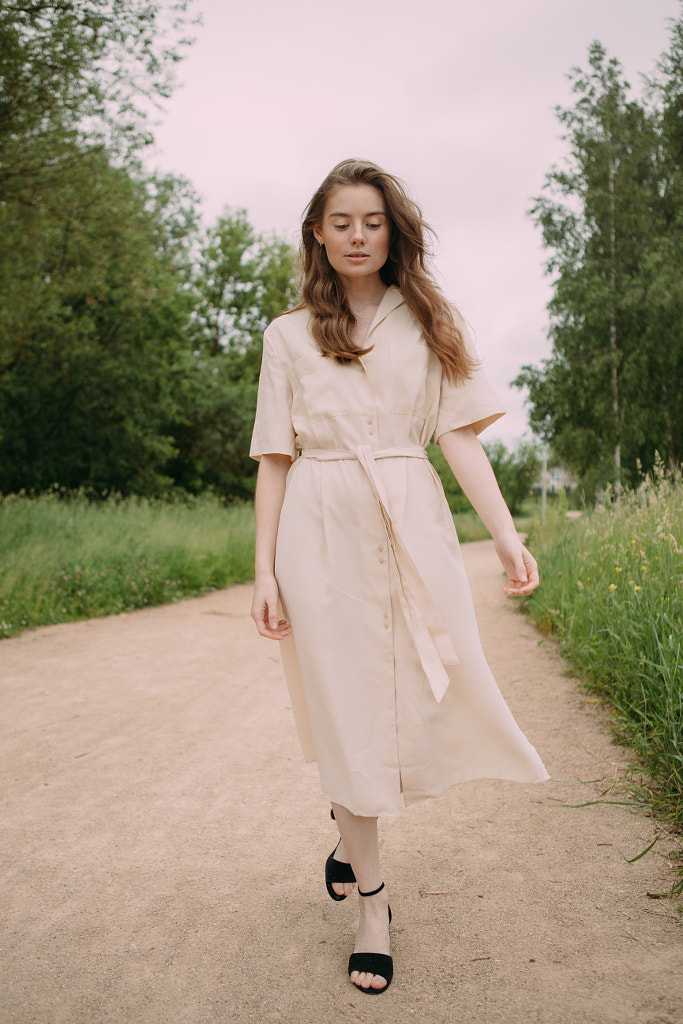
[0,485,518,640]
[454,503,538,543]
[453,512,491,543]
[523,471,683,884]
[0,490,255,638]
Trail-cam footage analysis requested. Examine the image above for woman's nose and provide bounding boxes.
[350,221,365,243]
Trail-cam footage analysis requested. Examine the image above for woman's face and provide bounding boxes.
[313,184,391,286]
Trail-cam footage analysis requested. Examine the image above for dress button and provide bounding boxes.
[383,622,390,630]
[378,545,384,553]
[379,557,385,564]
[383,610,390,620]
[366,417,373,425]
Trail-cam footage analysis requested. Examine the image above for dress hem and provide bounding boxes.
[321,767,550,819]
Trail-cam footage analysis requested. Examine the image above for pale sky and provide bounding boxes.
[150,0,680,447]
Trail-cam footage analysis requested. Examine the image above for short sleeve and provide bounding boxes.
[249,326,297,461]
[434,320,506,442]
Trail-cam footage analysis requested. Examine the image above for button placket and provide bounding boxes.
[378,542,390,629]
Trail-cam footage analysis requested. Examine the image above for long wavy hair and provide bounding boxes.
[297,159,477,382]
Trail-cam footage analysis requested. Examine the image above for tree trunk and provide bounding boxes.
[608,143,622,502]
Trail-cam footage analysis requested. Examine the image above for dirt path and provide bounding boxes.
[2,540,681,1024]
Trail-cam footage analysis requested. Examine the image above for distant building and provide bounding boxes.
[533,464,577,494]
[547,465,576,493]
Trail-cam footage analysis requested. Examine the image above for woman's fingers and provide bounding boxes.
[265,592,281,632]
[258,617,291,639]
[251,579,291,639]
[499,544,540,596]
[254,605,291,639]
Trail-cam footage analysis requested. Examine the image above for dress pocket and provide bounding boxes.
[292,352,371,423]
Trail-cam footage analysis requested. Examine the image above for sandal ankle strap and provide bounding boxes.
[358,882,385,898]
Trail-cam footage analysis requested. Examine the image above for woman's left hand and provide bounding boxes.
[494,534,540,596]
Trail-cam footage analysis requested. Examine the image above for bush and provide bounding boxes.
[428,439,540,516]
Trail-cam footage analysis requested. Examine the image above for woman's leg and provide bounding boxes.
[331,801,391,992]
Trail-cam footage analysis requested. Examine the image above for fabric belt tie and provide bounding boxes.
[300,445,459,702]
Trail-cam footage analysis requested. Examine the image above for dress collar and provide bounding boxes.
[365,285,405,339]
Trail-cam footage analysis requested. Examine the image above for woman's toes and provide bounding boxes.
[350,971,385,990]
[332,879,355,897]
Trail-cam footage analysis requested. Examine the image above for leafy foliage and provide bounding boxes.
[0,3,296,499]
[429,439,539,517]
[165,210,298,499]
[516,32,683,494]
[484,440,540,516]
[0,0,197,197]
[0,152,199,495]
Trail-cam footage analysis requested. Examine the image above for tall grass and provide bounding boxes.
[0,490,255,638]
[524,470,683,844]
[1,486,504,641]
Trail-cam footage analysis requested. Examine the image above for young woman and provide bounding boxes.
[250,159,548,994]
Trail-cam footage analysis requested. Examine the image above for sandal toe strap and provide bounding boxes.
[327,859,356,884]
[348,952,393,984]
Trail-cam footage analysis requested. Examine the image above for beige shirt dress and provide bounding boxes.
[250,286,549,817]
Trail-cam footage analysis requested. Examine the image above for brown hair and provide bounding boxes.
[297,158,477,382]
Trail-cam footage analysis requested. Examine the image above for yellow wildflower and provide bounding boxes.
[609,583,617,591]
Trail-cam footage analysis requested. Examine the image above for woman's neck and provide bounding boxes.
[342,277,388,319]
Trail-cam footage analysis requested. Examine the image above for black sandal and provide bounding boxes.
[325,838,356,901]
[348,882,393,994]
[325,807,356,901]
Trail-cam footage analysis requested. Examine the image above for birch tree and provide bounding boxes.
[516,42,665,494]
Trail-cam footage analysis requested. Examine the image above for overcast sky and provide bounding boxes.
[150,0,680,447]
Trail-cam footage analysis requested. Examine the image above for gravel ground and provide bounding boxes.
[1,540,681,1024]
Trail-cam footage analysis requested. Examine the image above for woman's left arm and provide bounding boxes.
[438,426,539,596]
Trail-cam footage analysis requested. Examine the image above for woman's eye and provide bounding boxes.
[367,223,381,229]
[333,223,349,230]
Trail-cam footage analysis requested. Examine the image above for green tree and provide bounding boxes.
[167,210,298,499]
[484,441,540,516]
[0,0,207,496]
[0,152,199,495]
[0,0,197,204]
[427,443,474,514]
[0,3,300,500]
[515,40,677,494]
[640,13,683,471]
[429,440,539,517]
[192,208,297,370]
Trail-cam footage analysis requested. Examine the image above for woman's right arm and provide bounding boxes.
[250,453,293,639]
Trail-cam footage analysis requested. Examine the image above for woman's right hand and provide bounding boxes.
[251,572,291,640]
